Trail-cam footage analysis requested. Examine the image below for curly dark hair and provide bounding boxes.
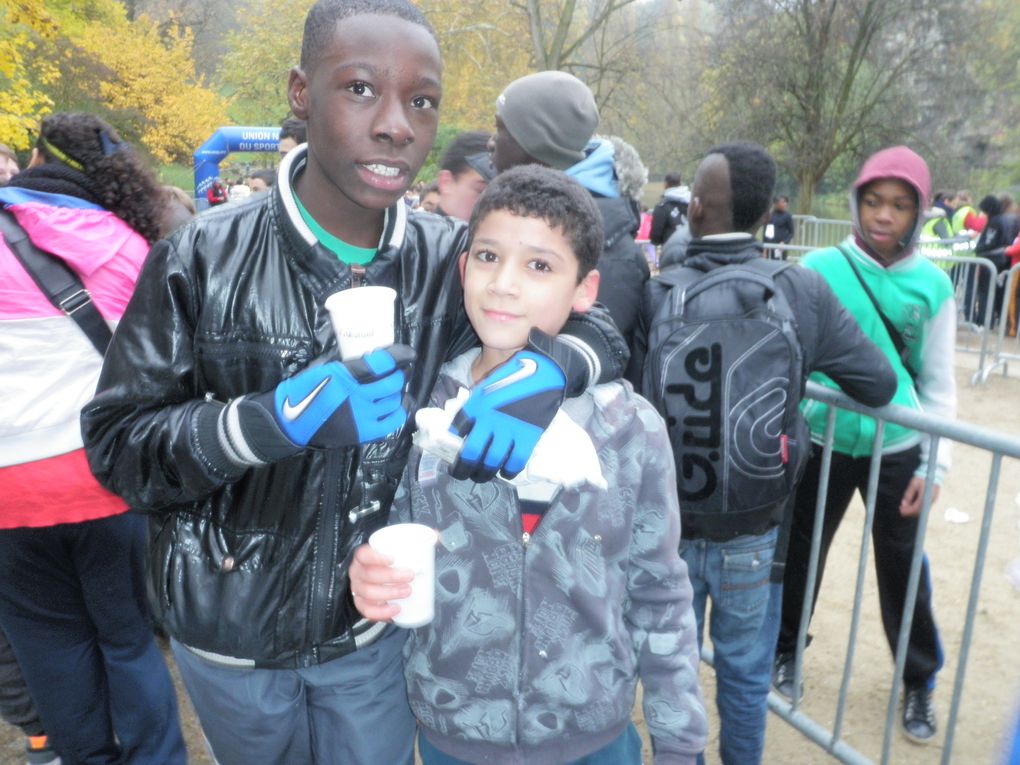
[36,113,164,244]
[467,165,603,279]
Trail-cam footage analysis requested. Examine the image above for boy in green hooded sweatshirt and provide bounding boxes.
[774,146,956,745]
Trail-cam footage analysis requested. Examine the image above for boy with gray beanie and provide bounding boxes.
[489,70,650,358]
[490,71,600,172]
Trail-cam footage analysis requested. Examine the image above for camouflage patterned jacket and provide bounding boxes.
[394,350,707,765]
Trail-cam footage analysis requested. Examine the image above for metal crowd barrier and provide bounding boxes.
[761,242,818,262]
[752,216,851,261]
[765,381,1020,765]
[975,262,1020,384]
[919,250,999,384]
[920,237,984,332]
[792,216,853,250]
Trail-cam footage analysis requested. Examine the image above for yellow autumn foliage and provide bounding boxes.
[221,0,311,126]
[0,0,59,148]
[74,13,229,164]
[421,0,532,130]
[221,0,532,133]
[2,0,227,163]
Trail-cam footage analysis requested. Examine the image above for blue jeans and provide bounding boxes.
[172,625,414,765]
[418,723,642,765]
[0,513,186,765]
[681,528,779,765]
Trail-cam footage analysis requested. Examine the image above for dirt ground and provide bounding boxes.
[2,346,1019,765]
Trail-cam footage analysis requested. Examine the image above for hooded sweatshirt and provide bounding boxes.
[800,146,956,482]
[397,350,707,765]
[566,139,650,347]
[565,138,619,199]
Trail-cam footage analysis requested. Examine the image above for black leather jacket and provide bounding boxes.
[82,148,627,668]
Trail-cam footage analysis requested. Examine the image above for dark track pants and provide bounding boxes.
[0,625,43,736]
[777,445,943,688]
[0,513,186,765]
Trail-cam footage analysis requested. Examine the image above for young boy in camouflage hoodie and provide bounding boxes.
[351,165,707,765]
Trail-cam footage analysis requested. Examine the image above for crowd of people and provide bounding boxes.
[202,119,303,208]
[917,189,1020,331]
[205,167,279,207]
[1,0,1014,763]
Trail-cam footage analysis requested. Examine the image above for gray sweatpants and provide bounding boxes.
[171,626,414,765]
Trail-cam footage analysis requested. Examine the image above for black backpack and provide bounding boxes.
[641,258,809,541]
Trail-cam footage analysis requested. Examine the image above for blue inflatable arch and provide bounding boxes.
[193,126,280,210]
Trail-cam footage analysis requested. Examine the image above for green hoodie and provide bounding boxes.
[800,238,955,477]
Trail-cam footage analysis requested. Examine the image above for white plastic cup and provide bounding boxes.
[324,286,397,360]
[368,523,437,628]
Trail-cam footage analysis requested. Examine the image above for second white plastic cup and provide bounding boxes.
[324,286,397,359]
[368,523,437,629]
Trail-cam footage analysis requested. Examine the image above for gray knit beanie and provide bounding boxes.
[495,71,600,170]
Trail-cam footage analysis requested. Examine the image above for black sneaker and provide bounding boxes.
[772,652,803,703]
[902,684,937,744]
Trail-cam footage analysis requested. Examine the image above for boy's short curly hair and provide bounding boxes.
[707,141,776,231]
[468,165,603,281]
[301,0,434,71]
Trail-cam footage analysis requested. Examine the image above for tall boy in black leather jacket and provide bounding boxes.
[81,2,626,764]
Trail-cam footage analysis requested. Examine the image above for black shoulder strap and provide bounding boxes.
[0,209,113,356]
[654,264,702,291]
[835,243,916,381]
[737,254,795,279]
[657,256,793,288]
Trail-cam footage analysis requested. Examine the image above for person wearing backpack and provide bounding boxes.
[631,142,896,765]
[774,146,957,745]
[649,171,690,247]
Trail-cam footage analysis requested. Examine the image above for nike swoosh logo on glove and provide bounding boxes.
[281,377,331,421]
[483,357,538,394]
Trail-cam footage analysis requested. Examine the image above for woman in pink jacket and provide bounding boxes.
[0,113,186,765]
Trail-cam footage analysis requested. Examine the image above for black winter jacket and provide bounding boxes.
[592,195,650,352]
[649,196,688,246]
[763,209,795,245]
[81,148,628,668]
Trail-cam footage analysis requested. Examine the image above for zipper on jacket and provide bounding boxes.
[350,264,365,288]
[348,500,380,524]
[514,488,535,749]
[307,450,345,666]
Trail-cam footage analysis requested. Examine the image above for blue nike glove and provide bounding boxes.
[449,345,566,482]
[217,346,415,467]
